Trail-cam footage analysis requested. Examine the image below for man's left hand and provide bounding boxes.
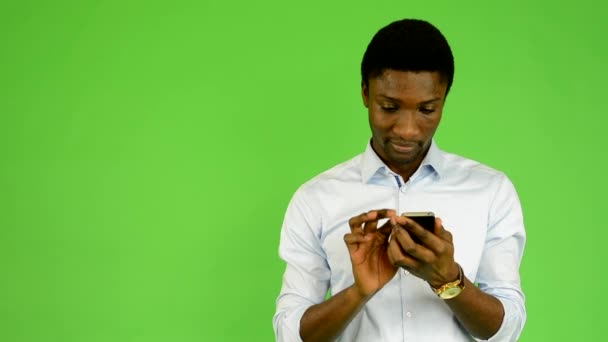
[387,215,459,288]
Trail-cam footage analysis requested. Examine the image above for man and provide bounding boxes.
[273,19,526,342]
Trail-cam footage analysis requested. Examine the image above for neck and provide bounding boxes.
[388,159,423,183]
[371,142,430,183]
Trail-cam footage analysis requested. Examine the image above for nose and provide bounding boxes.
[393,111,420,139]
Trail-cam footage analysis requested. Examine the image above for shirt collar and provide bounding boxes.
[361,139,445,184]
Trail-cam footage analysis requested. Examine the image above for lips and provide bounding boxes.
[390,141,418,153]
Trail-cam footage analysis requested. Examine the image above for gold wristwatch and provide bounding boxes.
[432,263,465,300]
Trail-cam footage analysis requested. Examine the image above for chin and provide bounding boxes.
[386,148,421,165]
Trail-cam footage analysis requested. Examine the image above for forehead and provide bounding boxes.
[369,69,447,101]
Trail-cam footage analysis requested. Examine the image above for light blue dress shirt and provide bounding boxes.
[273,140,526,342]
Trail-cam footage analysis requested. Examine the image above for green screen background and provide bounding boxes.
[1,1,606,341]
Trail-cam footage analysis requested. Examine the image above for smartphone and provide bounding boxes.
[402,212,435,232]
[400,212,435,244]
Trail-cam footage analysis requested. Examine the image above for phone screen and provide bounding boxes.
[403,212,435,232]
[400,212,435,244]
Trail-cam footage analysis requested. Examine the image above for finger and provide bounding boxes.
[348,212,370,233]
[349,209,396,233]
[392,222,436,264]
[443,229,453,243]
[363,219,378,235]
[379,217,393,229]
[374,209,397,219]
[344,233,368,244]
[387,238,400,265]
[377,220,393,237]
[434,217,453,242]
[398,216,443,252]
[388,239,421,269]
[433,217,443,235]
[365,209,397,234]
[343,233,370,254]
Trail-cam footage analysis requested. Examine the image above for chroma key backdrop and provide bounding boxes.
[1,1,606,341]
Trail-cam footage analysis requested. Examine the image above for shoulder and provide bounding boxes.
[283,153,364,233]
[440,150,509,184]
[438,149,521,210]
[296,153,364,197]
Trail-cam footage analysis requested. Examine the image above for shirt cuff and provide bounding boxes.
[474,296,525,342]
[274,305,309,342]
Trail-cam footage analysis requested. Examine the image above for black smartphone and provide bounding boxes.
[402,212,435,232]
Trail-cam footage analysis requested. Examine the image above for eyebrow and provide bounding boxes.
[376,95,442,105]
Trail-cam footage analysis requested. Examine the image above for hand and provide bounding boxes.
[344,209,398,299]
[387,216,459,288]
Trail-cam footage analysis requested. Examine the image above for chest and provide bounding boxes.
[318,181,491,292]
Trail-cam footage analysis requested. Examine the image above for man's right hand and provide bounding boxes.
[299,209,399,341]
[344,209,399,299]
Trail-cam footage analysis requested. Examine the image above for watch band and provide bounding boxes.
[432,263,465,299]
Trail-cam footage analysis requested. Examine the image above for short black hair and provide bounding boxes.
[361,19,455,95]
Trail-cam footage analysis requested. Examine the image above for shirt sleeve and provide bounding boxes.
[273,186,331,342]
[474,174,527,342]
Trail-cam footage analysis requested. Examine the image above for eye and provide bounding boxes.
[419,108,435,115]
[381,105,399,113]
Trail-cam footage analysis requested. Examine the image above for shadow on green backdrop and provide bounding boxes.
[1,1,606,341]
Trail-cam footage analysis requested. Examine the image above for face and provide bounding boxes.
[362,70,448,174]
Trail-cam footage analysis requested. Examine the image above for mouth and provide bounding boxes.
[389,141,419,153]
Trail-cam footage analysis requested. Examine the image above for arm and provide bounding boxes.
[442,269,505,338]
[299,285,367,342]
[273,189,329,342]
[273,194,398,342]
[387,175,526,341]
[471,175,527,341]
[299,210,398,341]
[388,217,504,339]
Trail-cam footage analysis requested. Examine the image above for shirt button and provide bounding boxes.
[400,187,407,194]
[406,312,412,318]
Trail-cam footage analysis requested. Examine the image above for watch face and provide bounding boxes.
[440,287,462,299]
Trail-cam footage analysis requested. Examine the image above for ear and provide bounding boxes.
[361,81,369,108]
